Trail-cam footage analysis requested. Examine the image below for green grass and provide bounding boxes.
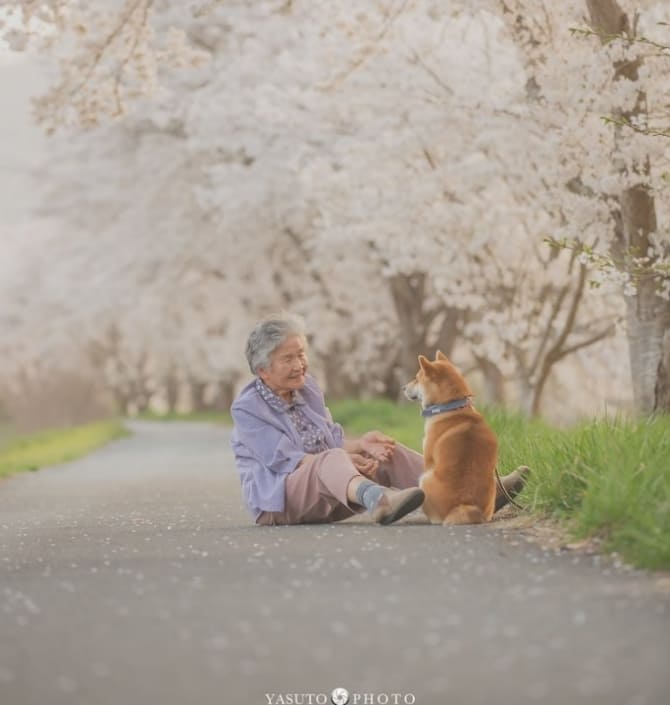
[329,398,425,451]
[0,419,129,478]
[329,398,670,571]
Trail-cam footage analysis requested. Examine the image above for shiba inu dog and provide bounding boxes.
[403,351,498,525]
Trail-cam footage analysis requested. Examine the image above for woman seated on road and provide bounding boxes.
[230,313,527,526]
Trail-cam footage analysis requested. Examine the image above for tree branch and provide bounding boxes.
[552,323,616,362]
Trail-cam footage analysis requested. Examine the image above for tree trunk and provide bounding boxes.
[191,381,208,412]
[321,343,361,399]
[655,330,670,411]
[475,356,506,406]
[625,288,670,413]
[389,273,431,380]
[388,273,461,393]
[165,369,179,413]
[515,376,535,418]
[616,184,670,412]
[210,379,237,412]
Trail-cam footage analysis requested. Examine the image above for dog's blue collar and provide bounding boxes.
[421,398,471,417]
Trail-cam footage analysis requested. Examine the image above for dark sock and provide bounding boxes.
[355,480,386,512]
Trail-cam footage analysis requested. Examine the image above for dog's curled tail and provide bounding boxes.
[442,504,486,525]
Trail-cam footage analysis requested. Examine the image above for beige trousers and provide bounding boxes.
[256,444,424,526]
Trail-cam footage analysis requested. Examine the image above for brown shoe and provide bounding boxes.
[495,465,530,512]
[371,487,425,525]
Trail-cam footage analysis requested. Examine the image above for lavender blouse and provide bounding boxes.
[230,374,345,519]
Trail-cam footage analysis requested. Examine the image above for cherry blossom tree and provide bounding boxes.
[494,0,670,413]
[1,0,651,419]
[300,2,624,411]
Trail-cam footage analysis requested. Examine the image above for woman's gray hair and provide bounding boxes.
[245,313,307,375]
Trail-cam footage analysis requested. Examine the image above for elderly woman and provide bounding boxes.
[231,314,526,526]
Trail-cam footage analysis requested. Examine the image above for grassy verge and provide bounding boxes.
[329,398,670,571]
[329,398,425,450]
[0,419,129,479]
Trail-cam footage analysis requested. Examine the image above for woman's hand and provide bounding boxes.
[359,431,396,463]
[348,452,380,479]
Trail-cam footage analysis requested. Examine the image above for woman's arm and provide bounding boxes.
[231,406,306,475]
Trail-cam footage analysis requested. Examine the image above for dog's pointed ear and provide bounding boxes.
[418,355,433,373]
[435,350,448,361]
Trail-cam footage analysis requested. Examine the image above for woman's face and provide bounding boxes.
[258,335,308,400]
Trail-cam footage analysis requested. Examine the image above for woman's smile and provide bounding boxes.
[258,335,308,400]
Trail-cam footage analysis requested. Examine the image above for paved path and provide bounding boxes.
[0,421,668,705]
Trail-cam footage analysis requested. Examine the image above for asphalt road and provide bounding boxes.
[0,420,668,705]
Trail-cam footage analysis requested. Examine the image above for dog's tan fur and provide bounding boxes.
[404,351,498,525]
